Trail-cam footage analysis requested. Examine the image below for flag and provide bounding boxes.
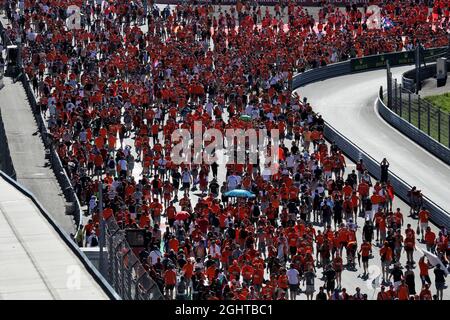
[371,273,380,289]
[381,17,394,30]
[419,248,449,275]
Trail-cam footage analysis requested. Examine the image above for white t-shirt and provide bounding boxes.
[287,268,300,285]
[149,250,162,265]
[182,171,191,183]
[227,175,241,189]
[119,159,127,171]
[286,155,295,168]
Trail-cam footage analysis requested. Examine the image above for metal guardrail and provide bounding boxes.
[293,47,449,89]
[292,61,351,89]
[105,216,165,300]
[292,54,450,230]
[325,120,450,229]
[0,169,121,300]
[19,72,84,230]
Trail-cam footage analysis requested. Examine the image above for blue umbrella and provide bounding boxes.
[224,189,256,198]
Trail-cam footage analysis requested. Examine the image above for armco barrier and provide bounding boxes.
[292,56,450,229]
[0,169,120,300]
[294,47,447,89]
[292,61,351,88]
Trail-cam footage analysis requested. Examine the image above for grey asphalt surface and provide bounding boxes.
[297,66,450,215]
[0,75,75,234]
[0,10,75,235]
[294,66,450,299]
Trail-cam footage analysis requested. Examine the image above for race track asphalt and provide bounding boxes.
[297,66,450,215]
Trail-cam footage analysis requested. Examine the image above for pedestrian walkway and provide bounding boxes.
[0,75,75,234]
[0,172,113,300]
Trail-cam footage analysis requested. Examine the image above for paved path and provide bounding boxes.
[0,174,110,300]
[0,52,75,235]
[297,66,450,215]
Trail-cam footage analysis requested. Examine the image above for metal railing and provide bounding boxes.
[18,63,164,301]
[387,76,450,150]
[105,217,165,300]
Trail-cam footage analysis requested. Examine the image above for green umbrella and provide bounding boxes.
[239,115,252,122]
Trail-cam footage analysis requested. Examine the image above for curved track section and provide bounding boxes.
[297,66,450,213]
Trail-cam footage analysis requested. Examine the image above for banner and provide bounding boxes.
[350,47,448,72]
[155,0,370,6]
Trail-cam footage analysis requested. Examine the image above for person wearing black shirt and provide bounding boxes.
[405,265,416,295]
[211,161,218,179]
[389,263,404,288]
[209,179,220,197]
[363,220,374,243]
[333,198,343,230]
[324,265,336,296]
[322,202,332,227]
[434,264,447,300]
[347,169,358,188]
[171,169,181,193]
[380,158,390,183]
[177,253,187,270]
[191,271,203,300]
[316,286,328,300]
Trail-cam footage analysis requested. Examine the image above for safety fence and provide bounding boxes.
[0,19,16,179]
[292,52,450,230]
[387,78,450,151]
[0,108,16,179]
[105,216,165,300]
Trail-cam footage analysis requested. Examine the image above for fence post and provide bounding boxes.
[427,103,431,135]
[418,96,421,130]
[108,234,114,283]
[126,255,133,300]
[408,91,411,123]
[114,242,122,294]
[438,109,441,143]
[394,78,398,112]
[399,84,402,117]
[121,253,126,297]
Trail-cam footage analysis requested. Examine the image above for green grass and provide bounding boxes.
[423,93,450,114]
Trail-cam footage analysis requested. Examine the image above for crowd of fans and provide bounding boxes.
[2,0,449,300]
